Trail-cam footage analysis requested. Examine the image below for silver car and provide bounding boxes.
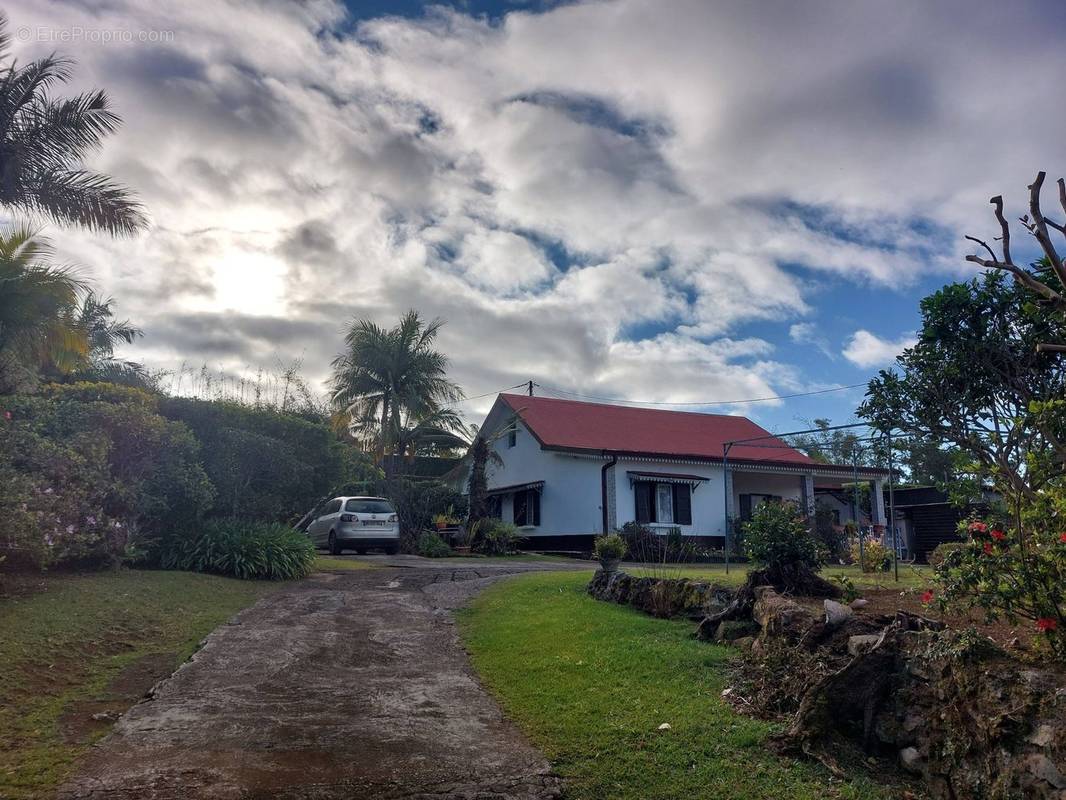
[306,496,400,555]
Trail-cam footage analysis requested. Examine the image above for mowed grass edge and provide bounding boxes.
[456,571,895,800]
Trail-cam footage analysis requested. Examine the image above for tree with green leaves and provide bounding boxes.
[0,15,146,235]
[0,227,85,393]
[329,310,464,468]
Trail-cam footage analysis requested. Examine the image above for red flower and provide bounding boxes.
[1059,533,1066,544]
[920,589,935,604]
[968,521,989,535]
[1036,618,1058,633]
[990,529,1006,541]
[2,410,10,420]
[983,542,994,555]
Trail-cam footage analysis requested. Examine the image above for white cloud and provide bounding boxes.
[842,330,917,368]
[5,0,1062,420]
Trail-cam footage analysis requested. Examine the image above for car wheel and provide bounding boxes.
[328,531,341,555]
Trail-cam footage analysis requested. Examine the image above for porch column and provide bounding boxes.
[800,473,815,517]
[870,477,887,531]
[723,465,733,537]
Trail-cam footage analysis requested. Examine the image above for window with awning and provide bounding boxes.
[632,477,697,526]
[486,481,543,527]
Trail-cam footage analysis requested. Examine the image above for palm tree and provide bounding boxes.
[0,15,146,235]
[330,310,464,465]
[68,291,148,386]
[0,227,86,392]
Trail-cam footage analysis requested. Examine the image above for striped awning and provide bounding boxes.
[487,480,545,497]
[627,471,708,488]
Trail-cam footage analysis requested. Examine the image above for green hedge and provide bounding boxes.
[160,519,315,580]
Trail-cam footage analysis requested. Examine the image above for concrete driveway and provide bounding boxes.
[60,558,590,800]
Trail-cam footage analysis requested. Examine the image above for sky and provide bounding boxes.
[9,0,1066,432]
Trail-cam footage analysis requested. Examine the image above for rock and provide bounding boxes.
[733,636,755,651]
[850,598,868,610]
[847,634,882,657]
[1028,724,1057,748]
[1019,754,1066,790]
[90,711,118,722]
[824,599,854,627]
[899,746,923,774]
[753,587,816,640]
[657,723,672,731]
[715,620,758,643]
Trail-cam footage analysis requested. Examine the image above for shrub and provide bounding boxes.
[929,541,966,570]
[619,521,692,562]
[1,386,213,569]
[416,531,452,558]
[593,533,626,562]
[475,520,521,556]
[380,479,468,552]
[934,517,1065,658]
[160,519,315,580]
[813,501,847,560]
[742,501,824,570]
[850,537,890,572]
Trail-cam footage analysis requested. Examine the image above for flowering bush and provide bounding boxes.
[1,385,213,568]
[850,537,891,573]
[934,517,1066,658]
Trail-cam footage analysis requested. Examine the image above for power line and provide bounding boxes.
[534,381,869,407]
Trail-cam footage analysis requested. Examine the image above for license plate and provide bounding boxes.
[362,520,387,526]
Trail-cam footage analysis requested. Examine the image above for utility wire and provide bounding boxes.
[534,381,869,407]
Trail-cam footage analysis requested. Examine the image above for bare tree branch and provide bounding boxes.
[990,194,1012,264]
[1028,172,1066,287]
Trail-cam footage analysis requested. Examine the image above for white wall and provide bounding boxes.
[732,471,804,512]
[484,420,603,536]
[612,458,727,536]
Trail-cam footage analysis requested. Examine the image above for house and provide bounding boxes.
[476,393,890,551]
[887,485,998,563]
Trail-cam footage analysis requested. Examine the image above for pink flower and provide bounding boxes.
[1036,618,1058,633]
[968,521,989,535]
[920,590,935,604]
[3,410,10,420]
[86,515,96,526]
[990,529,1006,541]
[65,524,74,535]
[983,542,994,555]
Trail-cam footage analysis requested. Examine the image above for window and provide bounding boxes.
[507,425,517,448]
[634,482,692,526]
[513,488,540,527]
[322,498,342,516]
[344,498,394,514]
[739,493,782,522]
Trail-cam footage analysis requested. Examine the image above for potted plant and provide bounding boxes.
[434,506,458,530]
[593,533,627,574]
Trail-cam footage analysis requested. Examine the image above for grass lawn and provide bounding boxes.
[457,571,896,800]
[625,562,933,591]
[0,569,270,799]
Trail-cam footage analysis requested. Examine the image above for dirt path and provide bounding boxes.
[60,560,588,799]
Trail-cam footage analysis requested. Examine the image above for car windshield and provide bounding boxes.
[344,499,394,514]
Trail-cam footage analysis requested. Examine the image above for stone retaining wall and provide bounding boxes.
[586,569,733,620]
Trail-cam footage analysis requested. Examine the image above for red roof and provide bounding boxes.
[498,394,818,466]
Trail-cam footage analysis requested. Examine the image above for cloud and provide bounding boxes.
[789,322,834,359]
[5,0,1063,424]
[842,330,917,368]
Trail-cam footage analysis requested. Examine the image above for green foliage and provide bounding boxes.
[474,519,521,556]
[160,519,315,580]
[742,501,824,570]
[1,385,213,568]
[833,574,860,603]
[593,533,626,561]
[416,530,452,558]
[160,397,340,521]
[929,541,966,570]
[379,478,467,552]
[850,537,890,572]
[813,501,846,560]
[934,517,1065,658]
[618,521,693,562]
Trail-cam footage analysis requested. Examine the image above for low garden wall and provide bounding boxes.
[586,569,734,620]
